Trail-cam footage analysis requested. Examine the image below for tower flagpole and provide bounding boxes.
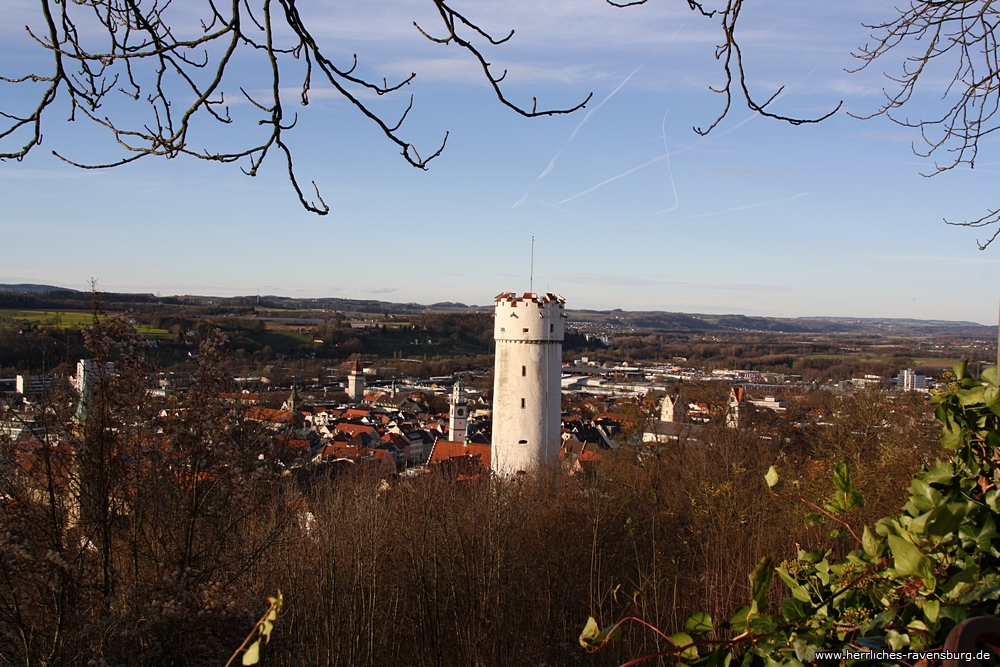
[530,236,534,293]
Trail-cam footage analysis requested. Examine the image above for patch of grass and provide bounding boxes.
[0,309,94,328]
[912,357,962,368]
[136,325,173,340]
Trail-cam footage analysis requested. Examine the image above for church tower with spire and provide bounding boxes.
[449,380,468,444]
[347,359,365,403]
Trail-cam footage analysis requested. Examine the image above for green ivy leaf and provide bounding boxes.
[940,565,977,600]
[960,514,1000,556]
[923,502,970,538]
[792,638,817,663]
[748,614,778,635]
[242,639,261,666]
[578,617,600,647]
[669,632,698,660]
[923,599,940,624]
[921,460,955,486]
[886,629,910,651]
[936,404,963,450]
[578,617,621,648]
[705,645,733,667]
[982,365,998,386]
[953,359,968,381]
[888,534,935,590]
[863,525,884,558]
[776,567,812,602]
[750,555,775,612]
[765,466,780,489]
[685,612,713,636]
[833,459,852,493]
[781,597,810,620]
[957,385,985,406]
[730,606,751,633]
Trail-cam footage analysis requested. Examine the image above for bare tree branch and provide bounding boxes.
[0,0,593,214]
[851,0,1000,246]
[605,0,842,135]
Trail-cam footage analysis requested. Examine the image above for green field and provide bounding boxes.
[0,309,94,328]
[0,309,171,339]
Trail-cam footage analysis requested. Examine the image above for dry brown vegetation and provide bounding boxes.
[0,322,940,666]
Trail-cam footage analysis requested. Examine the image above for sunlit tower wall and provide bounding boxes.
[491,292,565,475]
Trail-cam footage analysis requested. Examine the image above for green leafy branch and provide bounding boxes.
[766,458,865,544]
[225,591,284,667]
[583,360,1000,666]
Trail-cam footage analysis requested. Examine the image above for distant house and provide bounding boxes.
[659,392,686,423]
[748,396,787,413]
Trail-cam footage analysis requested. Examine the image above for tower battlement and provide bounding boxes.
[493,292,565,343]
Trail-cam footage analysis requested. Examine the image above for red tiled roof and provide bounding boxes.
[428,440,491,467]
[380,432,409,448]
[246,407,294,423]
[335,423,376,438]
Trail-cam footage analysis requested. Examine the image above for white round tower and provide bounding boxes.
[491,292,565,475]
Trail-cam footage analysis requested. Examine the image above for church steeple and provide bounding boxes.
[283,382,300,413]
[347,359,365,403]
[449,379,468,444]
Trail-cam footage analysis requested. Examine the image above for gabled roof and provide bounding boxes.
[427,439,491,468]
[246,407,295,423]
[335,423,376,438]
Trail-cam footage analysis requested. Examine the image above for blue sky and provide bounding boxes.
[2,0,999,323]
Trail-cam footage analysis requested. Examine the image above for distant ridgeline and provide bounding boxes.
[0,285,993,336]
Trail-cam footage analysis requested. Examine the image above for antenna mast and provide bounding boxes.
[530,236,534,293]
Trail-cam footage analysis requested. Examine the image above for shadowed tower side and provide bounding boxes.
[491,292,565,475]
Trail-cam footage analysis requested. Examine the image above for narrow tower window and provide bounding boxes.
[521,365,526,376]
[521,398,525,409]
[550,323,554,333]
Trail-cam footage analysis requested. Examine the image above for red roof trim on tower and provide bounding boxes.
[494,292,566,305]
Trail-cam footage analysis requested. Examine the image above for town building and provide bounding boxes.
[897,369,927,392]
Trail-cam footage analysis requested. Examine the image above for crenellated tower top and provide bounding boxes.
[493,292,565,343]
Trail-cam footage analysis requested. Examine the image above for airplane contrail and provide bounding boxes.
[556,57,835,208]
[683,192,810,219]
[650,109,680,215]
[537,46,664,180]
[512,23,688,208]
[559,154,667,205]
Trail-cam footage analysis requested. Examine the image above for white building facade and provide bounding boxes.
[347,359,365,402]
[491,292,565,475]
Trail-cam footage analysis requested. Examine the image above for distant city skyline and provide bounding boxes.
[3,1,999,323]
